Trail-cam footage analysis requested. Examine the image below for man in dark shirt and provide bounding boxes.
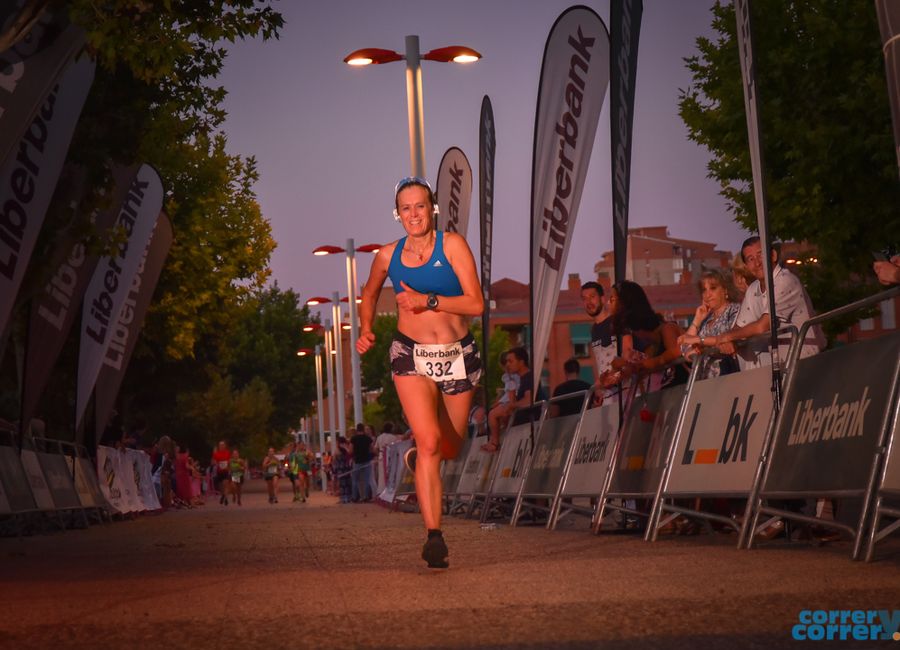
[581,282,616,401]
[350,424,374,502]
[507,347,547,426]
[551,358,592,417]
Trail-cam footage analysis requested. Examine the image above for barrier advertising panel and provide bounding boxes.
[0,445,37,512]
[608,384,686,496]
[764,333,900,494]
[562,403,618,496]
[96,445,126,512]
[523,414,579,496]
[72,455,98,507]
[442,438,473,495]
[455,441,497,496]
[489,423,533,496]
[36,449,80,509]
[129,449,160,510]
[20,448,54,510]
[666,366,774,495]
[881,412,900,493]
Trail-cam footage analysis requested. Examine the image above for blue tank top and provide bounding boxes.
[387,230,464,296]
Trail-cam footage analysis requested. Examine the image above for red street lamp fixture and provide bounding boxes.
[341,322,352,331]
[312,243,382,255]
[296,348,314,357]
[305,296,332,306]
[312,245,345,256]
[343,46,481,66]
[302,323,325,333]
[339,296,362,304]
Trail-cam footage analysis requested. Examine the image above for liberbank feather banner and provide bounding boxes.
[94,213,173,439]
[530,6,610,381]
[0,52,95,338]
[21,165,140,433]
[479,95,496,408]
[876,0,900,177]
[0,6,86,168]
[734,0,779,366]
[76,164,164,431]
[436,147,472,236]
[610,0,642,284]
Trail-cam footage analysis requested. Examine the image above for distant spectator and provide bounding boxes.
[873,254,900,286]
[483,347,544,451]
[350,425,374,502]
[551,358,592,417]
[705,237,824,370]
[677,268,742,379]
[333,436,353,504]
[731,253,756,298]
[485,351,520,451]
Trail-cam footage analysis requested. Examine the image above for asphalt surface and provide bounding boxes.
[2,480,899,650]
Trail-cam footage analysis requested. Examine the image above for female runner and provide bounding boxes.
[357,177,483,569]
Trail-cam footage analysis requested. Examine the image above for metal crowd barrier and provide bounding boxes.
[742,285,900,560]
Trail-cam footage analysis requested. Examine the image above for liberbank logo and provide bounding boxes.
[791,609,900,641]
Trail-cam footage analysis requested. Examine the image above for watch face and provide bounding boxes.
[427,294,438,309]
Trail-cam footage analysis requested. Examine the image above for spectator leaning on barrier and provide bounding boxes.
[697,237,825,370]
[677,268,742,379]
[731,252,756,299]
[551,358,592,418]
[873,253,900,285]
[580,281,617,403]
[603,281,688,391]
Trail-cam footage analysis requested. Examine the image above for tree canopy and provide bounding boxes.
[679,0,900,326]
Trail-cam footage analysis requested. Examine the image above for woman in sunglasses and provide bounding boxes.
[357,177,483,569]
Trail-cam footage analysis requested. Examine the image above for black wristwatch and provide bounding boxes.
[426,292,439,310]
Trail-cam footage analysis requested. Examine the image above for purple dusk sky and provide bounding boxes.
[218,0,746,319]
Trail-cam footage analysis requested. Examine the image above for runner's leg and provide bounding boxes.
[394,374,442,530]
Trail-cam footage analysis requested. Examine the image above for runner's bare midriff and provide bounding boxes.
[397,309,469,344]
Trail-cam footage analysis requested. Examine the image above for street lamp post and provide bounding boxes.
[313,242,380,428]
[331,293,347,436]
[313,345,327,492]
[323,322,338,457]
[344,38,481,177]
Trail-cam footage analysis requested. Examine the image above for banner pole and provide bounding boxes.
[734,0,781,413]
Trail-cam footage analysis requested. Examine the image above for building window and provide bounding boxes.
[673,258,683,270]
[569,323,591,358]
[579,365,595,383]
[881,299,896,329]
[859,317,874,331]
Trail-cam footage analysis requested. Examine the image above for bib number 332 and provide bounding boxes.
[413,342,466,381]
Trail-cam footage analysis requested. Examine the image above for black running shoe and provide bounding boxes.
[422,533,449,569]
[403,447,417,474]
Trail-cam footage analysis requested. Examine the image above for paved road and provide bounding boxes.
[2,480,899,649]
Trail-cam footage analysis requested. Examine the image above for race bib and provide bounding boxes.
[231,473,242,482]
[413,342,466,381]
[217,460,228,470]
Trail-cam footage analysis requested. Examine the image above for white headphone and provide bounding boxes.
[393,205,439,222]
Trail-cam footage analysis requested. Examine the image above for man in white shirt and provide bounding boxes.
[714,237,825,369]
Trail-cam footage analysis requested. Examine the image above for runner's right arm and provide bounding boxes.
[357,245,393,355]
